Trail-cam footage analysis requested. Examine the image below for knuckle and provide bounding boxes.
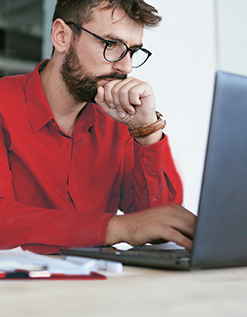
[104,96,113,104]
[111,86,118,95]
[164,227,177,240]
[114,104,122,110]
[119,88,127,98]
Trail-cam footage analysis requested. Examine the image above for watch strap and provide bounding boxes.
[128,111,166,138]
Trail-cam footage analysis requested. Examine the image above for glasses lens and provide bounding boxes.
[132,49,149,68]
[104,42,127,63]
[104,42,150,68]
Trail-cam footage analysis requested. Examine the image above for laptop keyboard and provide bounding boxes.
[61,245,192,270]
[123,247,191,260]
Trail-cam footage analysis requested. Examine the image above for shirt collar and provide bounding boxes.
[25,60,99,135]
[25,60,54,134]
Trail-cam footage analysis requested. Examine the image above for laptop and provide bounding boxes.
[61,71,247,270]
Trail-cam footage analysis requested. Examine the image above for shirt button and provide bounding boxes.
[142,156,149,164]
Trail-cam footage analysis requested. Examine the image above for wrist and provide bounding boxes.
[105,215,124,246]
[134,130,164,146]
[128,111,166,139]
[129,111,165,145]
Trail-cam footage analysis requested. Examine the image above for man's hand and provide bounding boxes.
[95,76,163,145]
[105,204,197,250]
[95,76,157,128]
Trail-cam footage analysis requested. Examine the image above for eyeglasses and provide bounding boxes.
[65,21,152,68]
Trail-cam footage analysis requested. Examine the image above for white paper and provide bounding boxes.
[0,247,97,275]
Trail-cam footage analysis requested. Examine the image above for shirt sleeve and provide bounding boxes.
[119,134,183,213]
[0,125,113,254]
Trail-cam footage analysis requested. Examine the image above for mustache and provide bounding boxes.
[96,73,127,81]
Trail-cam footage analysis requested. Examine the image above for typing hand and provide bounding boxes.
[105,204,197,250]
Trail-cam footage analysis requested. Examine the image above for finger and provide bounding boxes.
[169,229,193,250]
[95,86,112,116]
[158,226,194,250]
[143,204,196,248]
[179,216,196,240]
[113,79,141,114]
[104,80,127,119]
[110,88,127,119]
[95,86,105,105]
[168,214,196,241]
[128,81,151,107]
[163,204,197,239]
[103,79,120,108]
[108,78,139,115]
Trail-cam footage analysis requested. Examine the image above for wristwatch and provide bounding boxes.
[128,111,166,138]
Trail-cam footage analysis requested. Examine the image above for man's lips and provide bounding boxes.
[97,74,127,86]
[99,78,112,84]
[98,78,121,86]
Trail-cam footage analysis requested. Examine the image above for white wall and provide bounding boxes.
[216,0,247,76]
[42,0,57,59]
[132,0,216,214]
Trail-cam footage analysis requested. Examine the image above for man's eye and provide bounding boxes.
[106,42,117,50]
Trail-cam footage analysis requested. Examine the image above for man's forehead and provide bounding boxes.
[84,5,144,44]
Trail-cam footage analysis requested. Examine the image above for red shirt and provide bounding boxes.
[0,61,183,254]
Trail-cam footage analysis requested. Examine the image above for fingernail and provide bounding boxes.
[109,103,115,109]
[118,112,126,118]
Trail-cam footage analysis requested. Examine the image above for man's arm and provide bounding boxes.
[96,76,183,210]
[96,76,190,248]
[105,204,196,250]
[118,134,183,214]
[0,123,113,253]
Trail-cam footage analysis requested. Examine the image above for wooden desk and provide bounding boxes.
[1,265,247,317]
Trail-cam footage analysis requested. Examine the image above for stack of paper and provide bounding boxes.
[0,247,105,279]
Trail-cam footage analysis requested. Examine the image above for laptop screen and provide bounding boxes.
[192,71,247,269]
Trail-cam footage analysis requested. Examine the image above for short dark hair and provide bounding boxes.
[53,0,161,32]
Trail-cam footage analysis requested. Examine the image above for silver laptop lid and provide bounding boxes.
[192,71,247,269]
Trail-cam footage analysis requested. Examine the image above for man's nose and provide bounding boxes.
[113,53,132,75]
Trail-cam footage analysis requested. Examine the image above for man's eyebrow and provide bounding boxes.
[103,33,143,48]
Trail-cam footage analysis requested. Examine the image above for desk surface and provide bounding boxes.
[1,265,247,317]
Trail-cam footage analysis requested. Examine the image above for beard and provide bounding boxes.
[60,43,127,103]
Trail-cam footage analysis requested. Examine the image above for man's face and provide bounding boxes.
[60,5,144,103]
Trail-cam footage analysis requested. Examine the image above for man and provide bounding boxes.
[0,0,196,254]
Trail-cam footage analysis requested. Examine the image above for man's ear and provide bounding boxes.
[51,18,72,53]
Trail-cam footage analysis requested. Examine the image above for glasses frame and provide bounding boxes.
[65,21,152,68]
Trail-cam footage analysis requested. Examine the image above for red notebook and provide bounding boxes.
[0,270,106,280]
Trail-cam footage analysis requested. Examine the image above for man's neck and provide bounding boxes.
[39,58,87,136]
